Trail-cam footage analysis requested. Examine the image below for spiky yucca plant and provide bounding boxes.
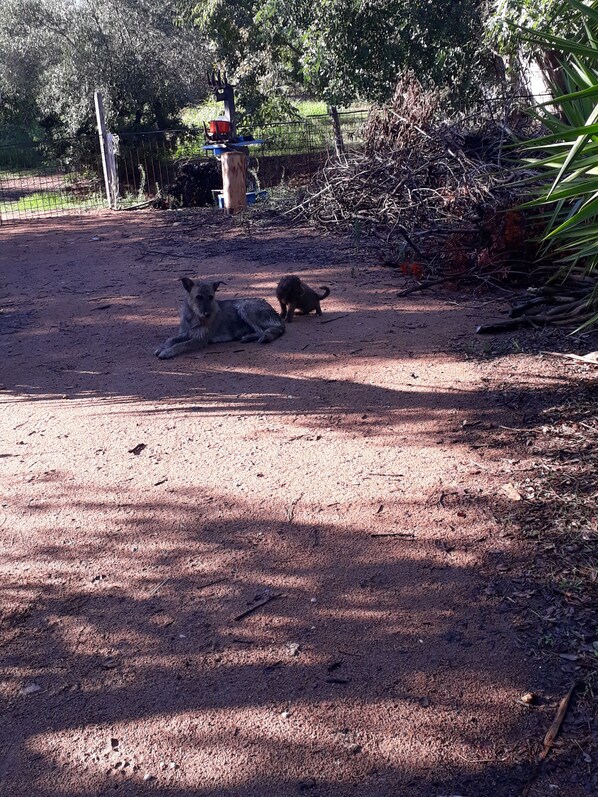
[516,0,598,327]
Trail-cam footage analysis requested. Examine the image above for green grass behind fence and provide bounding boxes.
[0,190,103,215]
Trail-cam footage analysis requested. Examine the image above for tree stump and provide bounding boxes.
[221,151,247,214]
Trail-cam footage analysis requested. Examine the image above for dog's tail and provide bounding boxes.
[317,286,330,300]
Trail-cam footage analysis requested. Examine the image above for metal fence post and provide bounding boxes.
[94,91,118,209]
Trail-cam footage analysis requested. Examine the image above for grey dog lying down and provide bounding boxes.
[155,278,285,359]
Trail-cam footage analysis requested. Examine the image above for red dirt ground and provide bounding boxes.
[0,211,590,796]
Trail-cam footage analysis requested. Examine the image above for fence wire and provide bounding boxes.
[0,137,105,224]
[117,110,370,204]
[0,99,549,223]
[0,111,370,223]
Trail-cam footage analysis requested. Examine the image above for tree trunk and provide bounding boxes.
[152,100,169,130]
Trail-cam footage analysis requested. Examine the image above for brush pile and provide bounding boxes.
[165,157,221,208]
[478,271,598,333]
[297,74,532,281]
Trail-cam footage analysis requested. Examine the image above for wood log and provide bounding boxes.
[221,151,247,215]
[476,317,532,334]
[509,297,545,318]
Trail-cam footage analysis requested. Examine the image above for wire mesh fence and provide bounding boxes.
[0,136,105,224]
[0,110,369,223]
[0,97,558,224]
[116,110,370,204]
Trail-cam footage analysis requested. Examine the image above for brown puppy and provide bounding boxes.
[276,275,330,322]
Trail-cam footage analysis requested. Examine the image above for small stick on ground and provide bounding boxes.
[522,683,577,797]
[233,593,282,622]
[476,317,532,334]
[539,683,576,761]
[143,249,196,259]
[370,531,415,538]
[397,270,472,297]
[197,577,226,591]
[147,577,169,598]
[319,314,350,325]
[287,493,304,523]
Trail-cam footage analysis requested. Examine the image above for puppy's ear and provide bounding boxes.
[181,277,194,293]
[212,281,226,292]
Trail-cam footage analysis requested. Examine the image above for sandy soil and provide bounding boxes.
[0,211,589,796]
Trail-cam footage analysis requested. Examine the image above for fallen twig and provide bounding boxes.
[286,493,304,523]
[233,593,282,622]
[370,531,415,538]
[318,313,350,325]
[197,577,226,591]
[142,249,195,259]
[522,683,577,797]
[476,318,532,334]
[147,577,169,598]
[398,270,472,297]
[117,198,156,211]
[539,683,576,762]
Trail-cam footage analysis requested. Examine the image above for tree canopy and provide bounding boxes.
[0,0,210,140]
[182,0,489,117]
[0,0,572,142]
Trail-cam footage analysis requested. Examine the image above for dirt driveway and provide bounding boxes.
[0,211,586,796]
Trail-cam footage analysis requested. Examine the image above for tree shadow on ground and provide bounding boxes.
[2,484,549,797]
[1,213,591,796]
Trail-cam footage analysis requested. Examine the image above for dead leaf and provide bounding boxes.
[544,350,598,365]
[501,483,522,501]
[519,692,536,705]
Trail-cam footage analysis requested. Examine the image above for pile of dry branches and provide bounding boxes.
[478,271,598,333]
[297,75,528,275]
[164,158,221,208]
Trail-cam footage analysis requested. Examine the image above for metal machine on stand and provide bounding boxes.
[203,71,266,211]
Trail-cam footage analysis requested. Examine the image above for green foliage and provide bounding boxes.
[517,0,598,327]
[519,2,598,260]
[0,189,103,215]
[0,0,211,140]
[182,98,328,128]
[488,0,573,55]
[183,0,490,113]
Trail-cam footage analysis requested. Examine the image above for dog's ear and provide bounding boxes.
[212,281,225,292]
[181,277,194,293]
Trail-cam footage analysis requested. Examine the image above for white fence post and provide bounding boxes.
[94,91,118,209]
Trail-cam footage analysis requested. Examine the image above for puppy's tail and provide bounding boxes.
[317,286,330,300]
